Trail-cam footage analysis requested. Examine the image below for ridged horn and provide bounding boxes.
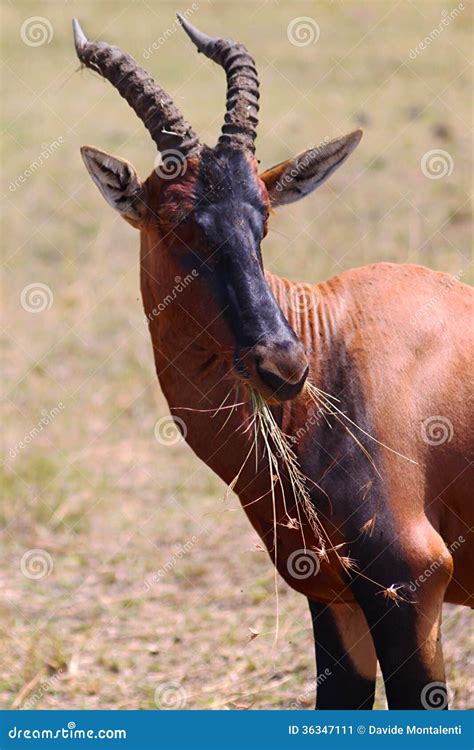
[177,14,259,154]
[72,18,200,157]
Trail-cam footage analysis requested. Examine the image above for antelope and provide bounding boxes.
[73,16,473,710]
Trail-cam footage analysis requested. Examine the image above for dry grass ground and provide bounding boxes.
[1,0,472,709]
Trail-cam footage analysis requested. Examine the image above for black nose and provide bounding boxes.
[253,340,308,401]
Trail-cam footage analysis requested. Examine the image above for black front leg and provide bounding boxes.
[308,599,377,709]
[347,519,451,710]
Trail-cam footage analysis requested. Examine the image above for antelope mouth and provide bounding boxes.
[256,363,309,402]
[233,342,309,402]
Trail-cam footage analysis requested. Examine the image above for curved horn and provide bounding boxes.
[177,14,259,154]
[72,18,200,157]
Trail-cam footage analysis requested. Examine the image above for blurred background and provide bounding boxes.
[1,0,472,709]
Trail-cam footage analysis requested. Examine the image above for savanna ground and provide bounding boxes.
[1,0,472,710]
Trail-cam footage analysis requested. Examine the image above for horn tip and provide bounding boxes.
[72,18,87,53]
[176,12,189,32]
[176,12,211,53]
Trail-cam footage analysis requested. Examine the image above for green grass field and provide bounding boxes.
[1,0,472,709]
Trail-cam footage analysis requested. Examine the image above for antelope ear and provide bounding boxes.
[80,146,145,227]
[260,130,363,207]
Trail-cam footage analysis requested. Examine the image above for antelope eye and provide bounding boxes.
[259,206,270,224]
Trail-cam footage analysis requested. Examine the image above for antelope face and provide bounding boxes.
[176,144,309,402]
[74,16,362,403]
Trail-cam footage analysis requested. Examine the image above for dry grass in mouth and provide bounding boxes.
[249,388,326,552]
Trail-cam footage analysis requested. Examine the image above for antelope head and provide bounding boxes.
[74,16,362,403]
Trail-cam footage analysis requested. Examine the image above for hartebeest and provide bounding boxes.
[73,16,473,709]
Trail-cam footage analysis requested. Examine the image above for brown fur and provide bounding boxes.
[84,148,473,708]
[139,166,473,605]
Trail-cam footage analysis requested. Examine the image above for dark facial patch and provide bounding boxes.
[193,145,268,262]
[189,145,298,353]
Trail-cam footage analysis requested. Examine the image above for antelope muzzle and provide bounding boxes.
[252,339,309,402]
